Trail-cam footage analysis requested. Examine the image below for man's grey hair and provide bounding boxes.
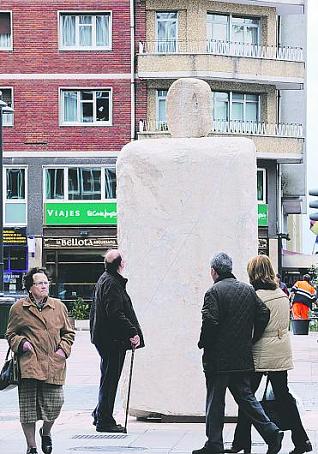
[210,252,232,275]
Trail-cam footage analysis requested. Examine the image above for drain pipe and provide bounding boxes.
[130,0,136,141]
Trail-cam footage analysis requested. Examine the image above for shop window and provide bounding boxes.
[45,250,105,301]
[0,12,12,49]
[0,88,13,126]
[44,166,116,201]
[60,89,112,125]
[60,12,111,50]
[4,168,27,226]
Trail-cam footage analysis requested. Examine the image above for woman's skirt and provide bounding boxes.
[18,379,64,423]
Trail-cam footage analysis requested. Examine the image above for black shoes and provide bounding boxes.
[192,447,221,454]
[267,430,284,454]
[289,440,313,454]
[96,423,126,433]
[223,446,251,453]
[26,449,38,454]
[39,428,52,454]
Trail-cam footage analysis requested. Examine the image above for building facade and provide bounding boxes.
[0,0,141,299]
[136,0,306,270]
[0,0,306,299]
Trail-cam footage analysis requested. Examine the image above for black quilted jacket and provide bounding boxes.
[198,274,270,374]
[90,270,144,351]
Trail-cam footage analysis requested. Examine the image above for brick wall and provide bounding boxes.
[0,0,131,74]
[0,78,131,152]
[0,0,134,152]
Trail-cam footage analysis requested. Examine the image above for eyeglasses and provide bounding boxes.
[33,281,50,287]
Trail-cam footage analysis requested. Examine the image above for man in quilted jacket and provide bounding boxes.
[192,252,284,454]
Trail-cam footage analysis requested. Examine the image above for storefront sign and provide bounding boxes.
[44,202,117,225]
[258,238,269,255]
[3,228,27,245]
[44,237,118,249]
[258,204,268,227]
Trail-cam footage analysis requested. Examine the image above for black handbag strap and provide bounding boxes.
[262,374,270,401]
[5,347,12,361]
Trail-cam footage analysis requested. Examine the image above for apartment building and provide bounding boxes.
[0,1,141,299]
[136,0,306,269]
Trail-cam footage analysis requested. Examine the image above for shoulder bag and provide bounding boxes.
[0,346,20,391]
[260,374,293,431]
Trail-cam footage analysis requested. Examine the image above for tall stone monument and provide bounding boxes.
[117,78,258,418]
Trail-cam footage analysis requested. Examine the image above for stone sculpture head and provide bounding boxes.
[166,78,212,138]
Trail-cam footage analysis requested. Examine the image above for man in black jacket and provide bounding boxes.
[90,249,144,432]
[193,252,283,454]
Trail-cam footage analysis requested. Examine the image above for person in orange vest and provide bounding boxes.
[290,274,317,320]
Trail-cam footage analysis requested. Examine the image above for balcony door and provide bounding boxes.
[156,12,178,53]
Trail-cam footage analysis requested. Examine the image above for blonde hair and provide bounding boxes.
[247,255,277,290]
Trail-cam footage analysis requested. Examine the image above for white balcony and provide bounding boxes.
[139,40,304,62]
[137,40,304,89]
[138,120,304,162]
[209,0,304,15]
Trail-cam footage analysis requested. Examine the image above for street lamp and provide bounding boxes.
[0,91,14,295]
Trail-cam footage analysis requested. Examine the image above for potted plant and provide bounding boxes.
[69,297,91,331]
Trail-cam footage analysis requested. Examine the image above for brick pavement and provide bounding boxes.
[1,331,317,454]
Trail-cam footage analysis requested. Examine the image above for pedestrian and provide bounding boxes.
[290,274,316,320]
[229,255,312,454]
[192,252,284,454]
[6,267,75,454]
[275,273,290,297]
[89,249,144,433]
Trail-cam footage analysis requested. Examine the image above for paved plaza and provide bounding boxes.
[1,331,318,454]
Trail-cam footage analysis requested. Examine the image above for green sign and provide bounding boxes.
[45,202,117,225]
[258,204,268,227]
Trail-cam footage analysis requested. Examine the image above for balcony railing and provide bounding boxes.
[139,120,304,138]
[138,40,304,62]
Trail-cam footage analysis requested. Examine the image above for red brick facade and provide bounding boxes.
[0,0,140,153]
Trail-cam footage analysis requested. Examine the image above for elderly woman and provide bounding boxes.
[6,267,75,454]
[225,255,312,454]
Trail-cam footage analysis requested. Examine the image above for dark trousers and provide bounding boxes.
[233,371,309,449]
[205,372,278,452]
[93,344,126,426]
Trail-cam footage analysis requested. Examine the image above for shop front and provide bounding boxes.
[43,201,117,304]
[3,228,28,294]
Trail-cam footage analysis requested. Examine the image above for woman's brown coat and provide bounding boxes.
[6,296,75,385]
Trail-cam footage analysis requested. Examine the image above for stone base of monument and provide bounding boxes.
[131,410,237,423]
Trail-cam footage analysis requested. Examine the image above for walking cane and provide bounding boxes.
[124,347,135,434]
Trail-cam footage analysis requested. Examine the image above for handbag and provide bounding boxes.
[0,346,20,391]
[260,374,293,431]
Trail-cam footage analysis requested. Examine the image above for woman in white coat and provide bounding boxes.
[225,255,312,454]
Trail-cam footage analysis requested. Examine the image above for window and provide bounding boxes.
[69,168,101,200]
[156,90,168,130]
[0,12,12,49]
[105,168,116,199]
[207,13,260,53]
[257,169,266,203]
[44,166,116,201]
[46,168,64,199]
[156,12,178,53]
[213,92,260,123]
[60,12,111,50]
[0,88,13,126]
[4,168,27,226]
[61,89,112,125]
